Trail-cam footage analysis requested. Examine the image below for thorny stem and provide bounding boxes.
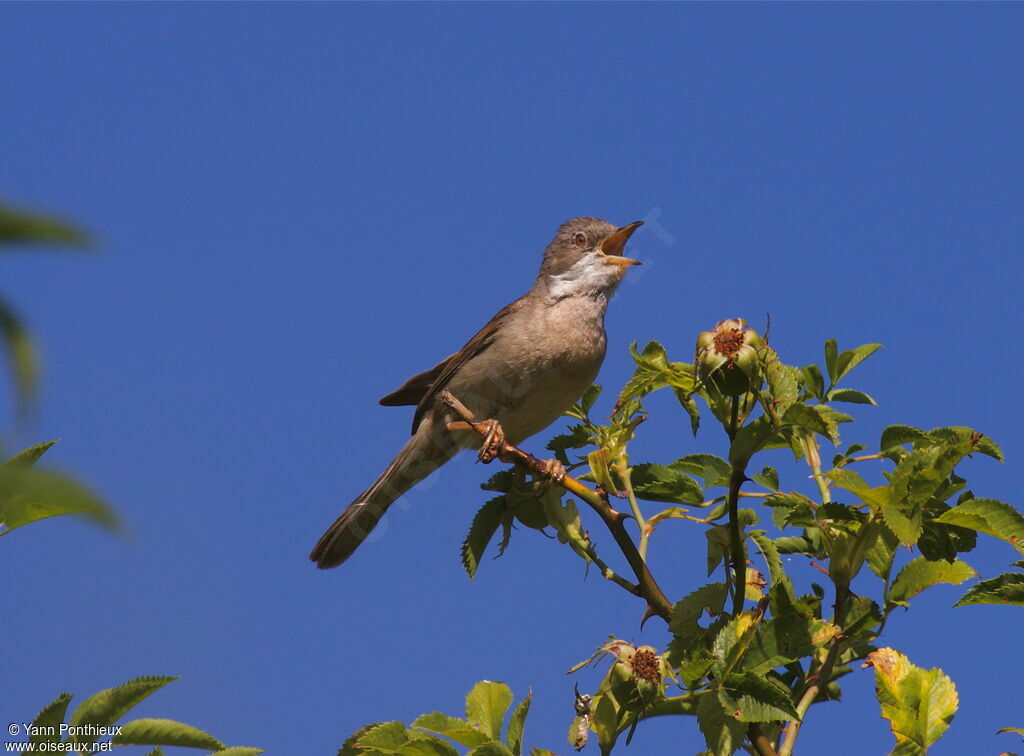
[440,390,673,622]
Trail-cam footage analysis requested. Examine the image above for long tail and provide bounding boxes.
[310,425,453,568]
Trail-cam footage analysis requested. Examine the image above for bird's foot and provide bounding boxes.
[477,419,507,464]
[539,458,566,484]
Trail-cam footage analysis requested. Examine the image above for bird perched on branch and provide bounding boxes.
[311,217,643,568]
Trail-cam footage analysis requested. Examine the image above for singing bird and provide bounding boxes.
[311,217,643,568]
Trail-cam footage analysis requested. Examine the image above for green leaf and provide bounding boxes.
[954,572,1024,607]
[112,719,224,750]
[833,343,882,385]
[887,557,977,607]
[529,749,558,756]
[824,339,839,385]
[763,492,816,529]
[615,340,694,411]
[668,583,728,660]
[870,647,958,754]
[997,727,1024,739]
[718,672,800,722]
[412,713,489,749]
[341,723,384,755]
[504,691,531,756]
[826,389,877,406]
[545,424,591,465]
[0,297,39,413]
[28,692,72,746]
[399,739,462,756]
[749,531,793,604]
[801,364,824,399]
[741,613,840,676]
[751,467,779,492]
[0,467,118,535]
[467,745,514,756]
[866,526,900,583]
[67,677,178,751]
[465,681,513,742]
[696,692,744,756]
[461,497,506,579]
[4,440,58,469]
[935,498,1024,554]
[672,454,731,488]
[143,749,165,756]
[0,203,89,246]
[880,424,931,452]
[210,749,265,756]
[629,463,703,504]
[781,404,829,436]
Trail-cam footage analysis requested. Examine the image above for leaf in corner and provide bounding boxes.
[954,572,1024,607]
[0,468,118,535]
[3,440,58,469]
[112,719,224,750]
[936,498,1024,554]
[66,676,179,751]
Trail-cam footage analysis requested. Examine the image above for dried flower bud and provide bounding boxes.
[632,648,661,682]
[696,318,763,396]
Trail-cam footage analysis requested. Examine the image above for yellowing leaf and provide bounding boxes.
[868,647,958,754]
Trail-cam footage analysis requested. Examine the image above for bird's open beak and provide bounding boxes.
[598,221,644,266]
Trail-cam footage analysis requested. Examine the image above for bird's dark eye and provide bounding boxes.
[573,232,588,247]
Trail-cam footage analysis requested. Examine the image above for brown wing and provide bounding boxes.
[404,296,525,434]
[379,352,458,407]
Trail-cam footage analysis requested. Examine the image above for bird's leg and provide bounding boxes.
[477,419,507,464]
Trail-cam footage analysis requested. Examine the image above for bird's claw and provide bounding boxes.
[477,419,506,464]
[540,458,566,484]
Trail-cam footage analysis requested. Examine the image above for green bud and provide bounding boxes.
[696,318,763,396]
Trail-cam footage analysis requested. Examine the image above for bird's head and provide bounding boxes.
[537,217,643,298]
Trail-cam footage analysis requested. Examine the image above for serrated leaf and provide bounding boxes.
[887,557,977,606]
[668,583,728,660]
[880,425,931,452]
[954,572,1024,607]
[696,692,744,756]
[935,499,1024,554]
[0,467,118,535]
[211,749,265,756]
[869,647,958,754]
[833,343,882,384]
[67,676,178,750]
[801,364,824,399]
[413,712,489,749]
[545,424,591,465]
[781,404,829,436]
[615,340,694,411]
[28,692,72,746]
[467,745,514,756]
[718,672,800,722]
[827,389,877,406]
[629,463,703,504]
[466,681,512,741]
[824,339,838,384]
[341,723,384,755]
[461,497,506,579]
[505,692,531,756]
[741,613,839,676]
[671,454,731,488]
[399,738,462,756]
[4,440,57,469]
[752,467,779,492]
[112,719,224,750]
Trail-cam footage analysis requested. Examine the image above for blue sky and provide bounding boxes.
[2,3,1022,754]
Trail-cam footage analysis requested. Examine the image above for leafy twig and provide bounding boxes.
[440,390,673,622]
